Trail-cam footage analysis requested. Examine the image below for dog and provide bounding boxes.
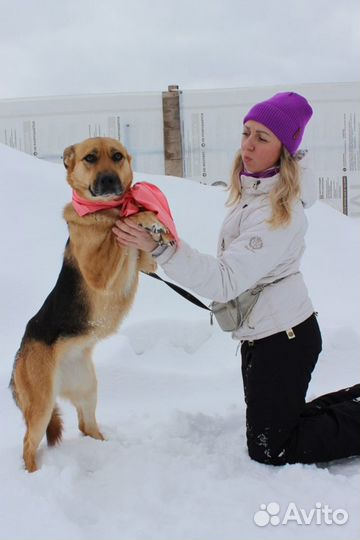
[10,137,174,472]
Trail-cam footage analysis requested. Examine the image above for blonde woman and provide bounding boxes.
[113,92,360,465]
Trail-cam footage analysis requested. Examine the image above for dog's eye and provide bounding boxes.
[84,154,97,163]
[112,152,123,162]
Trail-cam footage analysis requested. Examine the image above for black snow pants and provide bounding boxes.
[241,313,360,465]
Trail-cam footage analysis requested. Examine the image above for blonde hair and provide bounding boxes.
[226,147,301,228]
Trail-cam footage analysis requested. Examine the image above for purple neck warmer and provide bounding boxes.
[241,166,280,179]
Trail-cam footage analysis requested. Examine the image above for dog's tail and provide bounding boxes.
[46,405,63,446]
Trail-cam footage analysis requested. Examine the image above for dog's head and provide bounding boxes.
[63,137,133,200]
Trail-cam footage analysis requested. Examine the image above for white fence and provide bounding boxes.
[0,82,359,216]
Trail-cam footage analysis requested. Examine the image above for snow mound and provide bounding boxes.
[0,144,359,539]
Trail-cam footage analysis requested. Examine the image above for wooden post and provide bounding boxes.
[162,85,184,177]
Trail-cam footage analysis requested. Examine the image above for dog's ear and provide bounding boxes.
[63,145,76,170]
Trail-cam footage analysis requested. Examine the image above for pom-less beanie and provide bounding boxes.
[243,92,313,155]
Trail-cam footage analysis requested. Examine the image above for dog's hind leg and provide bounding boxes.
[74,352,105,440]
[13,342,57,472]
[60,344,105,441]
[23,399,55,472]
[75,391,105,441]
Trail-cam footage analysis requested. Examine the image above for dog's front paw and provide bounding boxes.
[131,211,175,245]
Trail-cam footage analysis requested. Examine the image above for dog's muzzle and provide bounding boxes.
[90,172,123,197]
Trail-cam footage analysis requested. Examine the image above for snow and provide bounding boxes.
[0,143,359,539]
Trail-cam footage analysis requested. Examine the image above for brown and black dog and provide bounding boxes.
[10,137,173,472]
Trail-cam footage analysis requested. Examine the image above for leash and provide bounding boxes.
[143,271,299,321]
[143,272,211,311]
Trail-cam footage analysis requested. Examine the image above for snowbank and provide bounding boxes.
[0,144,359,539]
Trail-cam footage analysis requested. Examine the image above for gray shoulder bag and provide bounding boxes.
[144,272,297,334]
[209,275,293,332]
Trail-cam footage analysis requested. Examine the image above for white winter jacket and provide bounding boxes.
[155,169,317,341]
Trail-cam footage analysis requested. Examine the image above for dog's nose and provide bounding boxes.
[98,172,119,192]
[93,172,123,196]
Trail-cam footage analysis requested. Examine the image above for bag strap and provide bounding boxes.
[250,272,299,294]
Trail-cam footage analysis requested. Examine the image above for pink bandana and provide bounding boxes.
[72,181,179,243]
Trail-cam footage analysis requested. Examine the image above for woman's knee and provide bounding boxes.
[247,438,287,465]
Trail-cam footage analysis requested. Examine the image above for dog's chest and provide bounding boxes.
[116,247,139,295]
[88,247,139,335]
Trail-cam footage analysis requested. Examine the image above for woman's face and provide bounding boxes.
[241,120,282,174]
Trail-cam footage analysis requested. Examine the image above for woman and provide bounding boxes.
[113,92,360,465]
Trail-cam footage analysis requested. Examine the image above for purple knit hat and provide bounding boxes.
[243,92,313,155]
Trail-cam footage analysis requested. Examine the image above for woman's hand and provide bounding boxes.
[112,218,158,252]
